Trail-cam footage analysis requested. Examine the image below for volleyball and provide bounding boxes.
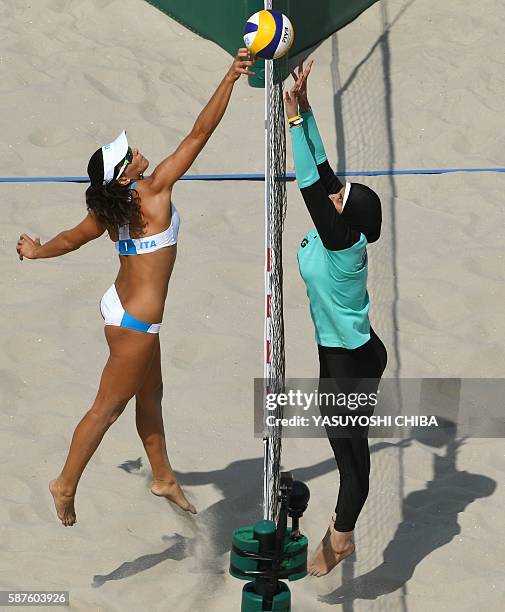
[243,10,294,60]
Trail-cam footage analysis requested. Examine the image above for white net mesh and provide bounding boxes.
[262,0,290,522]
[262,53,288,522]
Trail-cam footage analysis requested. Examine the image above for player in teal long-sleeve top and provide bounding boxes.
[285,61,388,577]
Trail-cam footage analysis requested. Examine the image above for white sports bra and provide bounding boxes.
[115,181,180,255]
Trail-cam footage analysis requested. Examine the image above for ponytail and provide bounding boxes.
[85,181,145,236]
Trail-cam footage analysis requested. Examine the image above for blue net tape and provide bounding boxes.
[1,167,504,184]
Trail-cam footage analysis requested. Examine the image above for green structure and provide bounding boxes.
[145,0,378,86]
[229,474,310,612]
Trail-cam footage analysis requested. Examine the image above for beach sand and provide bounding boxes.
[1,0,504,610]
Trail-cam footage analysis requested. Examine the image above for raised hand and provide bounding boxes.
[290,59,314,112]
[226,48,256,82]
[284,85,299,119]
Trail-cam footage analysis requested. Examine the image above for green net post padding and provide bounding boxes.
[230,523,308,582]
[240,582,291,612]
[230,517,308,612]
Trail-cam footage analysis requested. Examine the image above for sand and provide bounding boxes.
[1,0,504,610]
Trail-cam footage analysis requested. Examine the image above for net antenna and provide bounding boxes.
[262,0,289,521]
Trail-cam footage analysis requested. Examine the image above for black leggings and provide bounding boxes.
[318,328,387,532]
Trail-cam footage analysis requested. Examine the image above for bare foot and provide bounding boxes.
[151,478,197,514]
[310,514,334,567]
[308,520,355,577]
[49,478,76,527]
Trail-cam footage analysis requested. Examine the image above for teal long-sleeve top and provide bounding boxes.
[290,110,371,349]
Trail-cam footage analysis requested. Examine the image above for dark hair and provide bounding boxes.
[85,156,145,236]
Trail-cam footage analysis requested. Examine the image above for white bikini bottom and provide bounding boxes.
[100,284,161,334]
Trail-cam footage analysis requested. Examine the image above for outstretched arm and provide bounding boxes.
[292,61,343,195]
[149,49,255,194]
[16,212,106,260]
[285,83,356,251]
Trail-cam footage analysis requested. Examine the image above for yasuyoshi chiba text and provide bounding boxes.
[265,415,440,428]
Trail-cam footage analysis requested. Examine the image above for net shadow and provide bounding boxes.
[330,1,409,610]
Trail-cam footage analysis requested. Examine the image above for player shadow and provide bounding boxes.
[93,407,496,598]
[319,420,497,606]
[92,532,190,587]
[92,454,336,587]
[92,434,418,591]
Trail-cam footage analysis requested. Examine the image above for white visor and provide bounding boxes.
[102,130,129,184]
[342,182,352,212]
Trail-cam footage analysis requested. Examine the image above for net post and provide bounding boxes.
[262,0,289,523]
[262,0,273,522]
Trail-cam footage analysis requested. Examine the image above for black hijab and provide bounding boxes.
[341,182,382,243]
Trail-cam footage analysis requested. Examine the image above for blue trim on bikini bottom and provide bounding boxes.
[120,311,152,333]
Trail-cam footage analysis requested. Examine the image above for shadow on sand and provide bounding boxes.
[92,455,335,587]
[320,409,496,606]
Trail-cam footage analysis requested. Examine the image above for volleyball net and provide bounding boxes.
[261,0,288,522]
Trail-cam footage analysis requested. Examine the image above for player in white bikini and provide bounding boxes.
[16,49,254,527]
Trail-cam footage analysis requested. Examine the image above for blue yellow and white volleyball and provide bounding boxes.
[243,10,294,60]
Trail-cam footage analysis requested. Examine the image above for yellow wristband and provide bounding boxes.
[288,114,302,123]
